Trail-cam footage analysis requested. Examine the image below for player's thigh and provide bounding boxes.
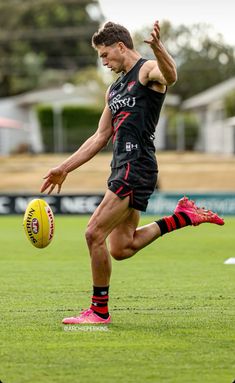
[108,208,140,253]
[86,189,132,241]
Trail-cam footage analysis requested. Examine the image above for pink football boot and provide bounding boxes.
[174,196,224,226]
[62,309,111,324]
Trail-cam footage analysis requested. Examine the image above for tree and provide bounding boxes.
[224,91,235,117]
[0,0,104,96]
[133,21,235,100]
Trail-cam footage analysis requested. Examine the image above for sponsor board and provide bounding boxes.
[0,192,235,215]
[0,194,104,215]
[146,192,235,216]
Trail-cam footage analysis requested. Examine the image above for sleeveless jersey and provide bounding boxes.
[108,58,166,169]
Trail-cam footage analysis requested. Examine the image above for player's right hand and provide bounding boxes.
[40,166,68,194]
[144,20,161,49]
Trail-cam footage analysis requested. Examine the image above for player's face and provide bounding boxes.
[97,43,124,73]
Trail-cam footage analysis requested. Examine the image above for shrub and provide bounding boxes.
[37,104,103,152]
[224,91,235,118]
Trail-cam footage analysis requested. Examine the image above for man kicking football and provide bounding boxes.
[41,20,224,324]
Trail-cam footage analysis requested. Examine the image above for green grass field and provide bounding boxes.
[0,215,235,383]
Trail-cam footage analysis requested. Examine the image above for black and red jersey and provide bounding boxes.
[108,58,166,169]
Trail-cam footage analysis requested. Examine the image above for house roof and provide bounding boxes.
[1,83,180,108]
[14,83,97,107]
[182,77,235,110]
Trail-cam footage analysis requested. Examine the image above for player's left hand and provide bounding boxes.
[144,20,161,49]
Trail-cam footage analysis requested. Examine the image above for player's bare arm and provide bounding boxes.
[140,20,177,90]
[57,103,112,173]
[41,94,113,194]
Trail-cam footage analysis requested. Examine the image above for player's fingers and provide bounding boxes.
[154,20,160,31]
[151,29,160,40]
[57,184,62,194]
[40,180,50,193]
[42,170,52,180]
[48,184,56,195]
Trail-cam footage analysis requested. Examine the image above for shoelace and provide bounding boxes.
[180,197,223,223]
[196,207,215,216]
[80,309,93,317]
[186,199,214,216]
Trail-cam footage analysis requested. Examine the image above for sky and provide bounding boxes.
[98,0,235,46]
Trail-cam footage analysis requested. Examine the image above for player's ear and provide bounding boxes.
[117,42,126,53]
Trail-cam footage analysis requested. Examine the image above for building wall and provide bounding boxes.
[203,101,235,155]
[0,99,30,155]
[224,118,235,155]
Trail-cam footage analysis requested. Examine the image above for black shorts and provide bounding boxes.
[107,159,158,212]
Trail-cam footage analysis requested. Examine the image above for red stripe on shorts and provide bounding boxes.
[115,186,124,195]
[124,162,130,180]
[121,190,133,198]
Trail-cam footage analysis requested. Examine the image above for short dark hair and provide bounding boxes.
[92,22,134,49]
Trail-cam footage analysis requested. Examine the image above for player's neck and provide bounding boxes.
[122,51,142,74]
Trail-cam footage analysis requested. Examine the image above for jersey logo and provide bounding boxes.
[109,94,136,114]
[109,90,117,99]
[125,142,138,152]
[127,81,136,92]
[112,111,130,143]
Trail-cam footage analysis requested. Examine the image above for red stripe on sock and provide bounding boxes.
[168,216,177,230]
[175,213,186,227]
[92,295,109,300]
[90,305,109,315]
[92,295,108,303]
[164,216,172,232]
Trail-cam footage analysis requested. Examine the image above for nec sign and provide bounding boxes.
[0,194,104,215]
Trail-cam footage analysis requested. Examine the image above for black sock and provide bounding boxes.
[156,212,192,236]
[90,286,109,319]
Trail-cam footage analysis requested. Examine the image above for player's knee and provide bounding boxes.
[110,246,132,261]
[110,248,124,261]
[85,225,103,247]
